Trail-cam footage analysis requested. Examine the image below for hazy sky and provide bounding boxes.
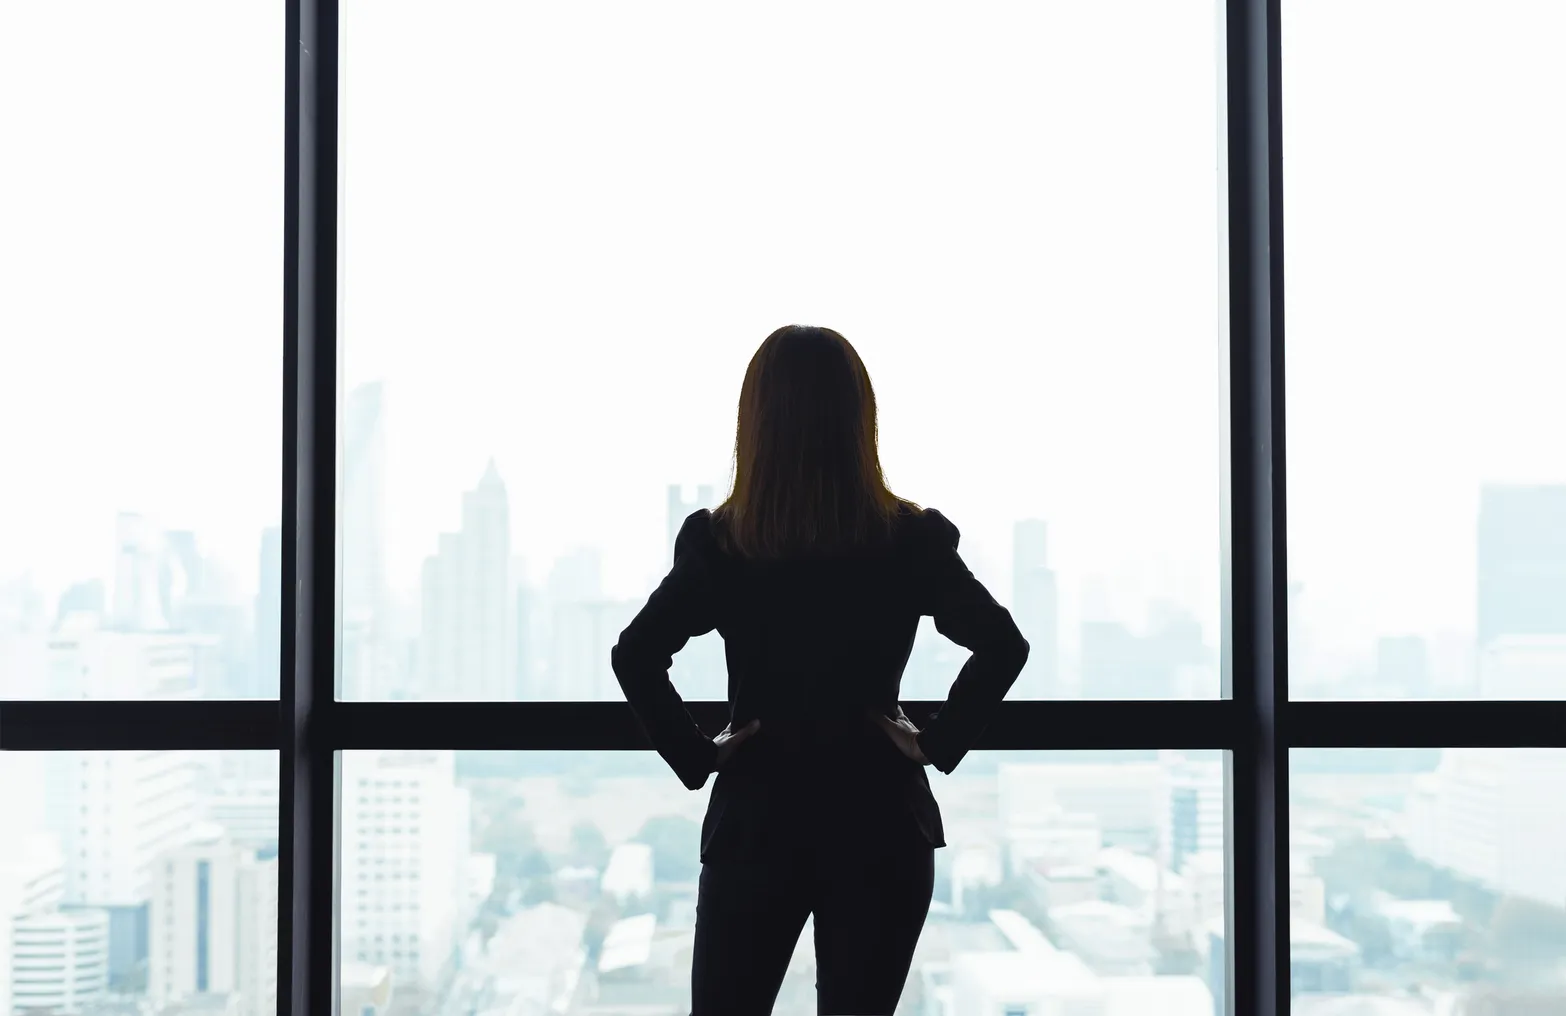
[2,0,1562,676]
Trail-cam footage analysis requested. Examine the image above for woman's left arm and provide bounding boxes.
[611,511,721,790]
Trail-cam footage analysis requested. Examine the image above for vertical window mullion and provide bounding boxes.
[280,0,341,1014]
[1224,0,1288,1013]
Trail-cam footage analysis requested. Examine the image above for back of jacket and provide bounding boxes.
[610,505,1029,861]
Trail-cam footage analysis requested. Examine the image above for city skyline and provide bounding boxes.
[7,469,1563,703]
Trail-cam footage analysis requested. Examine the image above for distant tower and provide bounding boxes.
[1477,485,1566,647]
[418,461,514,699]
[1011,520,1059,699]
[113,513,167,631]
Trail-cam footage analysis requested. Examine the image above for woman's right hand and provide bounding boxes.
[713,719,761,770]
[868,707,930,765]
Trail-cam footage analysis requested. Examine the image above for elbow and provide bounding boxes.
[1013,632,1031,665]
[1000,630,1030,682]
[609,641,635,692]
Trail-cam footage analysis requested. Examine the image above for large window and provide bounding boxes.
[336,0,1225,703]
[0,0,284,701]
[339,751,1225,1015]
[0,751,279,1016]
[1290,750,1566,1011]
[1284,0,1566,702]
[3,1,1564,1016]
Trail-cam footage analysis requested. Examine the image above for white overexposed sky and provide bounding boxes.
[1,0,1561,682]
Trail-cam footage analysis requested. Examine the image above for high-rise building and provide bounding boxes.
[1159,752,1224,875]
[204,779,282,856]
[156,530,254,699]
[538,547,643,701]
[46,750,199,907]
[1478,635,1566,699]
[55,579,106,629]
[340,751,471,993]
[7,908,110,1016]
[255,527,282,698]
[418,462,514,699]
[1477,485,1566,648]
[1,834,68,1016]
[47,622,214,699]
[1080,604,1207,701]
[515,578,535,698]
[113,512,169,631]
[148,827,277,1016]
[550,598,640,701]
[1409,748,1566,909]
[1012,519,1060,699]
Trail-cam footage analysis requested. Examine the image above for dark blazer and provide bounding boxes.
[610,505,1029,862]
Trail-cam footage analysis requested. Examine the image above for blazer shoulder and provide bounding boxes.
[673,508,718,561]
[900,504,960,552]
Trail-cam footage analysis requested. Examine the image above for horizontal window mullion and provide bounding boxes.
[1285,700,1566,748]
[0,700,280,751]
[319,698,1241,751]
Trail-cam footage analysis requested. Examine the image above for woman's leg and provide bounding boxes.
[691,852,813,1016]
[812,842,936,1015]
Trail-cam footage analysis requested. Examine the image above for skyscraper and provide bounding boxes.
[539,547,639,700]
[1409,748,1566,910]
[340,751,471,993]
[113,513,168,631]
[6,909,110,1016]
[550,598,640,701]
[148,827,277,1016]
[47,750,199,907]
[1012,519,1060,699]
[1477,484,1566,647]
[418,462,514,699]
[1159,751,1224,875]
[1080,604,1206,700]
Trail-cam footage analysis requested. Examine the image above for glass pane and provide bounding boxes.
[0,2,284,699]
[0,750,279,1016]
[1291,749,1566,1012]
[1284,1,1566,700]
[339,749,1226,1014]
[337,0,1226,702]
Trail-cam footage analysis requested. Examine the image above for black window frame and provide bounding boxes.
[4,1,1566,1014]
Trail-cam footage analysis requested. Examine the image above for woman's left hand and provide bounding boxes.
[713,719,761,770]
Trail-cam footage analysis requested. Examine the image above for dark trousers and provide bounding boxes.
[690,840,935,1016]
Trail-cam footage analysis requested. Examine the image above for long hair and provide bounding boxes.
[715,325,915,558]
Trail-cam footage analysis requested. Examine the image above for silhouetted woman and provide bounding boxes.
[611,324,1029,1015]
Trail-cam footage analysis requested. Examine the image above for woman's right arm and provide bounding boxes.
[910,509,1030,774]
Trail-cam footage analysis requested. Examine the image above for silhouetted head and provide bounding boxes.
[715,325,915,558]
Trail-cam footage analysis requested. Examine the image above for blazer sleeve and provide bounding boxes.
[611,510,721,790]
[911,509,1030,774]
